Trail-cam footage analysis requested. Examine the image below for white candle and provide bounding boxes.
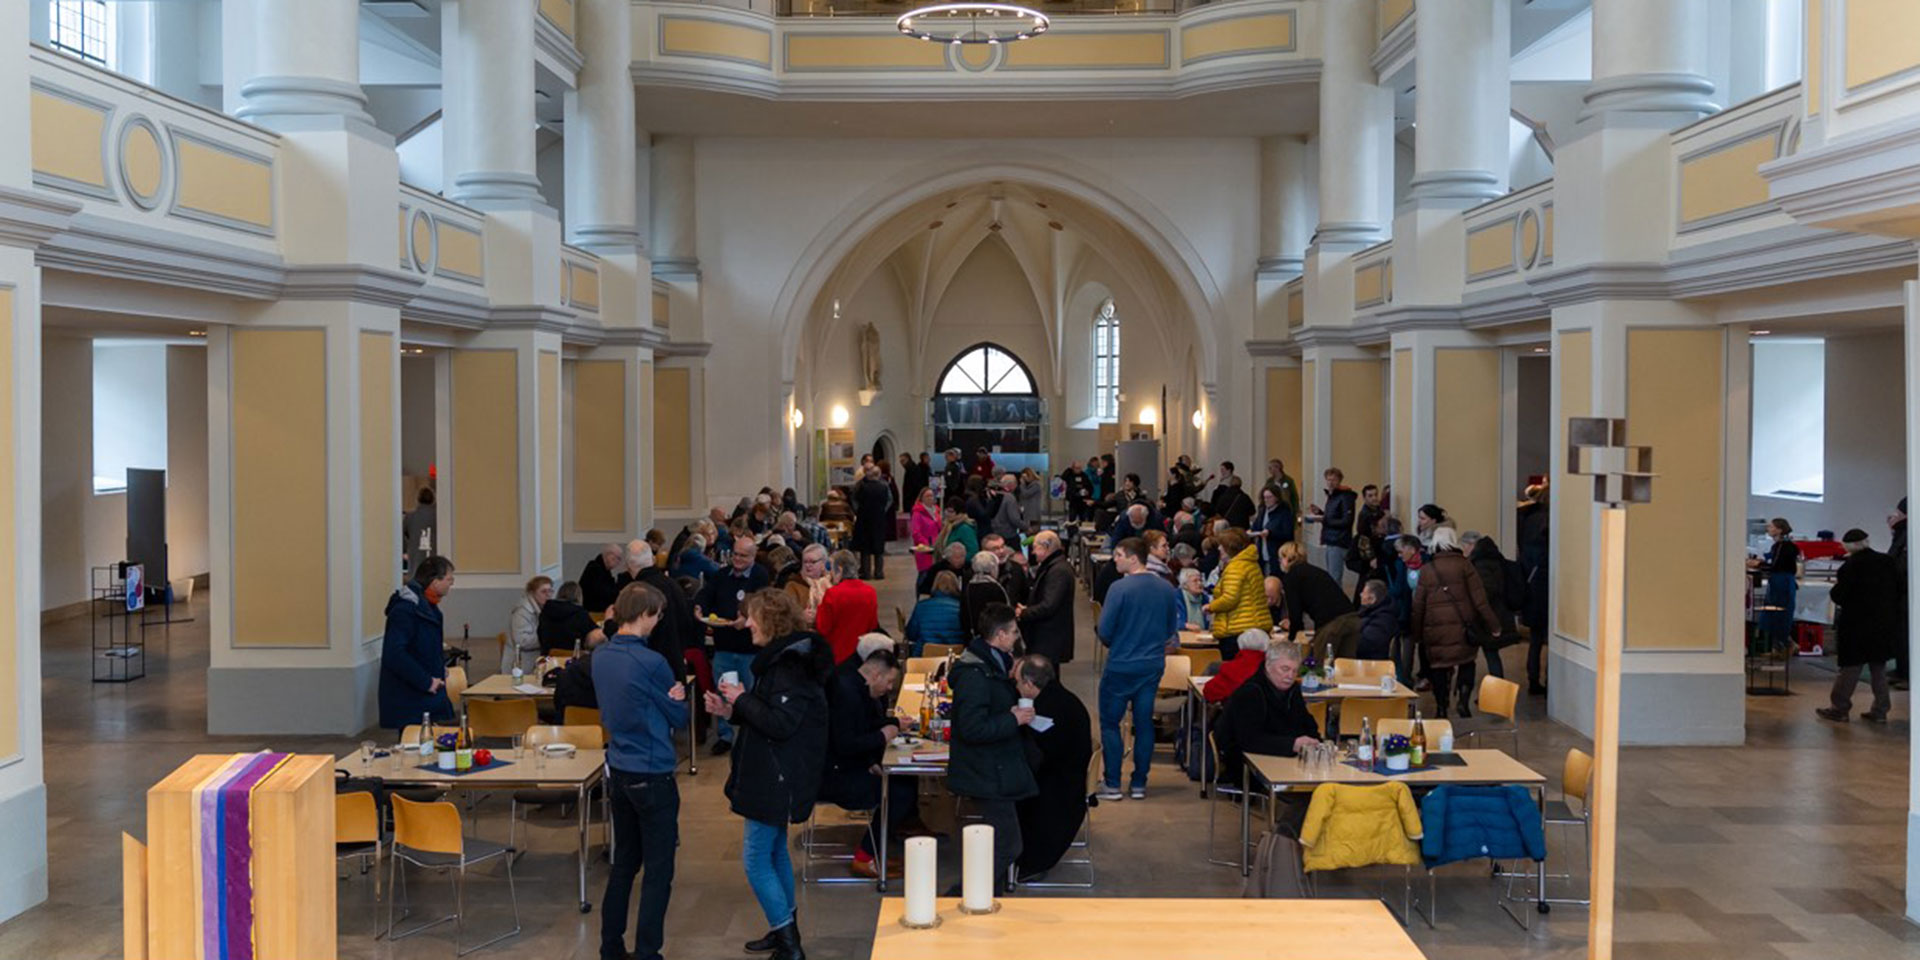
[903,836,937,927]
[962,823,995,912]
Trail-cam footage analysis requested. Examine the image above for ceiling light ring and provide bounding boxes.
[897,3,1050,45]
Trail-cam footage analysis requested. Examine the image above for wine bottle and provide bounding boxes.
[1409,709,1427,767]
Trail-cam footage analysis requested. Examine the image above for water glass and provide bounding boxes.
[359,740,376,769]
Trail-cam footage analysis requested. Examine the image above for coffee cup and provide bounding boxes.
[1018,698,1034,710]
[1379,674,1395,693]
[720,671,740,688]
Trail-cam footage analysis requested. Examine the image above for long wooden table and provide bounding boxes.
[878,672,946,892]
[869,897,1426,960]
[462,672,554,699]
[336,746,606,913]
[1186,673,1417,797]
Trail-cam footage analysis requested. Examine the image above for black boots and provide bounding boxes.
[746,923,804,960]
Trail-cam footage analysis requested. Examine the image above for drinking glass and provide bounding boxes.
[359,740,376,769]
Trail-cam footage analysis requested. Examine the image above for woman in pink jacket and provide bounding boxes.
[910,488,942,573]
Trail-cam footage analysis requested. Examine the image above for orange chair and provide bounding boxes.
[508,725,610,853]
[465,698,538,748]
[387,795,520,954]
[1466,676,1522,754]
[335,791,384,902]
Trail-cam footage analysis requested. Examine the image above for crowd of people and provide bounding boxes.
[375,448,1570,960]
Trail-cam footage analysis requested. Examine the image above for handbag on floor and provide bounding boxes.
[1240,826,1308,898]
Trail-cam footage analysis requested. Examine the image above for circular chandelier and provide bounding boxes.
[896,2,1050,45]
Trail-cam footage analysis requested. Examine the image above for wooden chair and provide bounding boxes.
[387,795,520,955]
[1375,718,1455,747]
[561,705,604,729]
[509,725,610,853]
[545,648,578,660]
[1090,601,1104,669]
[1467,676,1522,754]
[1184,647,1223,677]
[904,657,947,676]
[1533,748,1594,908]
[895,606,910,638]
[336,790,385,903]
[1334,697,1412,741]
[1333,658,1395,680]
[465,698,537,747]
[919,643,963,661]
[445,666,468,711]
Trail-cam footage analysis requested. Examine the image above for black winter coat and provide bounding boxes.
[723,632,833,825]
[946,640,1038,802]
[1282,560,1354,640]
[1831,547,1901,667]
[1319,487,1358,549]
[634,566,694,680]
[818,659,892,810]
[1016,680,1092,876]
[1019,551,1077,664]
[853,475,893,554]
[580,556,622,612]
[537,599,599,652]
[1357,597,1398,661]
[1468,538,1520,641]
[1214,669,1321,787]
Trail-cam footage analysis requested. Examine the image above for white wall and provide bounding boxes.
[694,136,1257,508]
[400,354,436,477]
[1750,339,1825,499]
[91,342,169,494]
[40,336,211,611]
[1750,331,1906,540]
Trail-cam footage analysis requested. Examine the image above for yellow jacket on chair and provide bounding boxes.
[1209,545,1273,639]
[1299,782,1424,872]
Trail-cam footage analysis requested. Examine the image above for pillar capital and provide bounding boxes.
[228,0,375,132]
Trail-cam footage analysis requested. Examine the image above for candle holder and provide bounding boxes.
[898,914,943,930]
[957,900,1001,916]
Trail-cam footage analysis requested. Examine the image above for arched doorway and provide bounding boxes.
[931,343,1044,458]
[870,432,895,466]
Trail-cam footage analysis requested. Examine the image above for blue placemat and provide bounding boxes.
[418,759,516,776]
[1343,759,1435,777]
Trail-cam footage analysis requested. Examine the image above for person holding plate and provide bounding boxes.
[696,539,770,756]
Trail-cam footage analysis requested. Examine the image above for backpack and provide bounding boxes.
[1177,718,1216,783]
[1241,827,1309,898]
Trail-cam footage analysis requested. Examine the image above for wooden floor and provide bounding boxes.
[3,549,1918,959]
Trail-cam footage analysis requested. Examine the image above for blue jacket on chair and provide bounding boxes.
[1418,785,1547,867]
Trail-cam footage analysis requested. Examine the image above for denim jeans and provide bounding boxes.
[741,818,797,930]
[1322,546,1349,591]
[601,771,679,960]
[1099,663,1161,789]
[710,651,756,744]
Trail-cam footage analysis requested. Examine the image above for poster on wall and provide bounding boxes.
[827,428,858,489]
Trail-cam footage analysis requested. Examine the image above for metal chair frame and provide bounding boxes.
[386,800,522,956]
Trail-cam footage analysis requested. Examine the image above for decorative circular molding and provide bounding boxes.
[1517,208,1542,271]
[117,116,168,210]
[951,40,1002,73]
[409,209,436,273]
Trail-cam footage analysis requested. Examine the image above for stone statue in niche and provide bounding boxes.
[859,321,881,391]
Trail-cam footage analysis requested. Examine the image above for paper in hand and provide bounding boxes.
[1030,715,1055,732]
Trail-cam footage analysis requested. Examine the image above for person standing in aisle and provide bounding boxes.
[1093,538,1185,801]
[695,539,771,756]
[594,583,689,960]
[1307,468,1358,592]
[378,555,456,733]
[1818,528,1899,723]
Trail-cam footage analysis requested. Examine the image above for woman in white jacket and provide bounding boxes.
[505,575,552,674]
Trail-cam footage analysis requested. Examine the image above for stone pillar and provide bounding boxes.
[0,3,77,917]
[650,135,698,279]
[1581,0,1718,123]
[564,0,639,252]
[1408,0,1511,204]
[230,0,374,131]
[1303,0,1393,333]
[1258,135,1315,278]
[442,0,542,207]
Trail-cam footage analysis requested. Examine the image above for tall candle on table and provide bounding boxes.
[903,836,937,927]
[962,823,994,913]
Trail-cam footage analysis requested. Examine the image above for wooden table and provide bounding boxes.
[878,672,947,892]
[336,746,607,913]
[869,897,1426,960]
[1239,748,1548,912]
[1177,629,1216,648]
[1185,675,1417,795]
[462,672,554,699]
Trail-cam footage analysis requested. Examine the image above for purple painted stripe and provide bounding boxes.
[196,757,251,960]
[217,753,289,960]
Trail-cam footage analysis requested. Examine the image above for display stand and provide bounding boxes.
[91,564,146,683]
[1744,607,1791,696]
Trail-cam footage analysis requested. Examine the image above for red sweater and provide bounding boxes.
[1204,650,1266,703]
[816,579,879,664]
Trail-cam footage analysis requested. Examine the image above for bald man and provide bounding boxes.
[1018,531,1077,664]
[581,541,625,611]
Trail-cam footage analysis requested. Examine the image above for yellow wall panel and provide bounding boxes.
[1625,328,1725,650]
[1353,262,1387,307]
[1466,219,1516,278]
[1392,349,1412,528]
[232,329,328,647]
[358,332,394,640]
[567,262,600,310]
[1301,360,1318,486]
[786,33,950,70]
[452,351,521,573]
[0,290,14,757]
[1678,130,1779,225]
[1181,13,1293,63]
[571,361,628,532]
[1378,0,1414,38]
[653,366,693,509]
[1286,287,1304,328]
[1433,349,1502,540]
[1329,359,1384,490]
[174,138,273,229]
[1844,0,1920,89]
[660,16,774,67]
[539,0,575,39]
[1554,331,1592,644]
[1001,31,1168,69]
[1541,205,1555,261]
[436,222,483,280]
[1264,367,1302,480]
[1807,0,1822,109]
[539,351,560,568]
[30,88,107,187]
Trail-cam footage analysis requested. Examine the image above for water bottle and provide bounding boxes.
[419,711,434,756]
[511,662,524,683]
[1356,717,1374,766]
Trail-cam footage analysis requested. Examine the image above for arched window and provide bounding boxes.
[1092,299,1119,421]
[937,344,1035,396]
[49,1,113,67]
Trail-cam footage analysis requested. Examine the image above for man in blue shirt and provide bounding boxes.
[593,583,689,960]
[1094,537,1184,801]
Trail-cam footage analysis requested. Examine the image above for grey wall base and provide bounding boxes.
[0,781,48,925]
[1548,649,1747,745]
[1910,812,1920,923]
[208,660,380,735]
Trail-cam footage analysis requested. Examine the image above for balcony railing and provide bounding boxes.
[688,0,1220,16]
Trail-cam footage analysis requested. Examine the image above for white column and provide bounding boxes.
[650,135,698,278]
[1258,135,1315,278]
[1906,277,1920,924]
[442,0,542,207]
[1408,0,1511,203]
[1582,0,1718,123]
[564,0,639,250]
[1314,0,1393,247]
[230,0,371,128]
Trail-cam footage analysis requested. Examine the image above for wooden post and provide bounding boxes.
[122,833,147,960]
[1587,506,1626,960]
